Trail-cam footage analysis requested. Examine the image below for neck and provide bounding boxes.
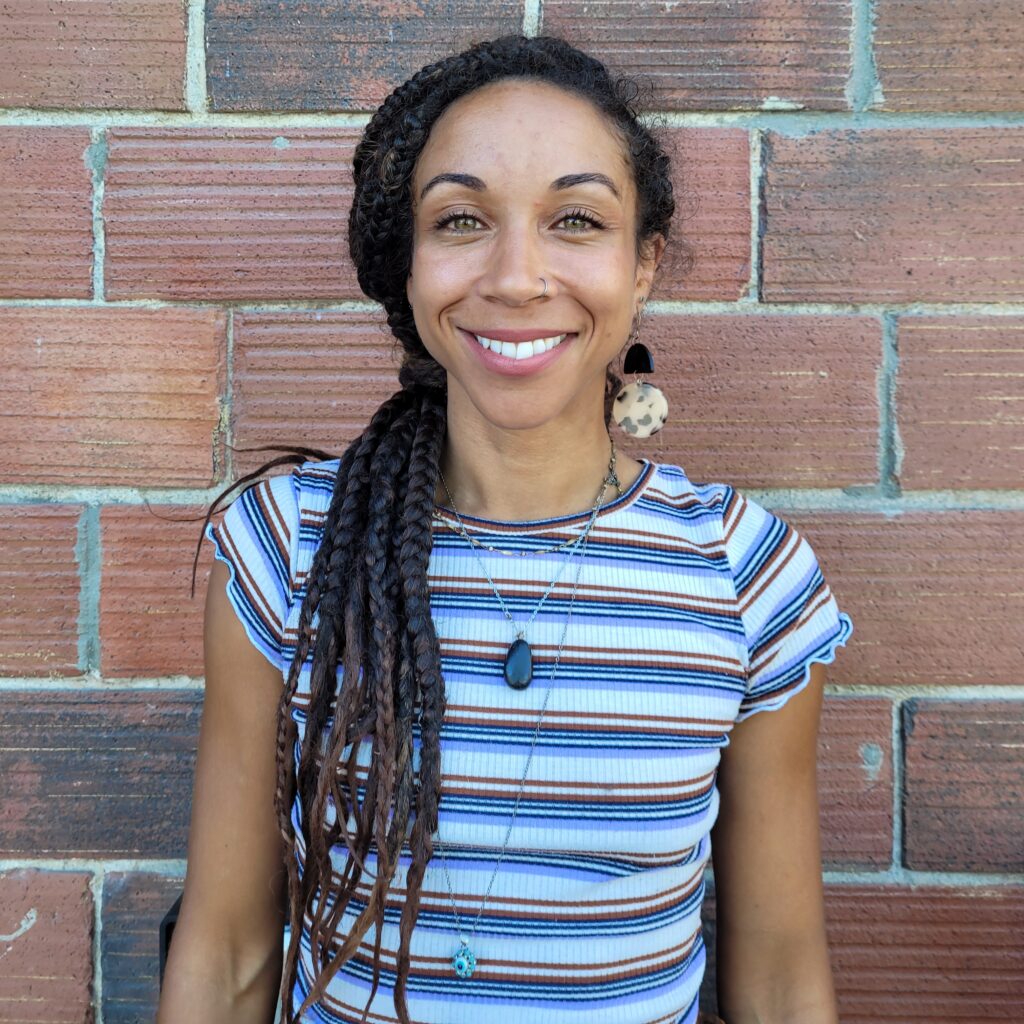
[435,393,645,523]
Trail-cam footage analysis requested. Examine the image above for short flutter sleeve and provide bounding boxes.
[204,470,300,671]
[723,487,853,722]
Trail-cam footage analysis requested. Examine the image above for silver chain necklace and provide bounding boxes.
[428,444,618,978]
[436,438,620,690]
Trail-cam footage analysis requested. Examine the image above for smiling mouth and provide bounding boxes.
[465,331,571,360]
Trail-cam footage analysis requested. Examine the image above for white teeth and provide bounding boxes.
[472,333,567,360]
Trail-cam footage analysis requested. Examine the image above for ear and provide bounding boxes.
[634,233,666,305]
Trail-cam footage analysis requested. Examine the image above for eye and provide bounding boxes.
[558,207,606,232]
[433,208,481,233]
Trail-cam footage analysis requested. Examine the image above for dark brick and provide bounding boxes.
[0,504,81,678]
[896,316,1024,490]
[101,873,186,1024]
[0,306,225,487]
[0,870,94,1023]
[0,0,186,111]
[903,699,1024,872]
[544,0,852,111]
[0,690,201,857]
[763,129,1024,303]
[206,0,523,112]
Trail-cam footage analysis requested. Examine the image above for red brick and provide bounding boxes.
[0,691,201,856]
[101,873,184,1023]
[104,128,362,301]
[205,0,523,111]
[0,128,93,298]
[875,1,1024,112]
[0,1,186,111]
[903,699,1024,872]
[825,885,1024,1021]
[0,870,94,1023]
[627,313,880,488]
[231,309,401,479]
[0,307,225,487]
[701,883,1024,1020]
[100,504,216,678]
[780,510,1024,686]
[0,504,81,678]
[544,0,852,111]
[762,129,1024,303]
[818,698,893,869]
[896,316,1024,490]
[653,129,750,301]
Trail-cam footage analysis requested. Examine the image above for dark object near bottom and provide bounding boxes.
[159,892,183,991]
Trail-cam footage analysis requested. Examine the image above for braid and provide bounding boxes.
[192,31,675,1024]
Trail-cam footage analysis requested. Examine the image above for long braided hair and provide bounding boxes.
[194,32,677,1024]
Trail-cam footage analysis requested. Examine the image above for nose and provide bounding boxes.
[478,218,547,304]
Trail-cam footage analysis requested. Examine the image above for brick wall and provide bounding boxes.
[1,2,1022,1022]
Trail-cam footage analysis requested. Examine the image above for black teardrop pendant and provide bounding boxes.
[504,637,533,690]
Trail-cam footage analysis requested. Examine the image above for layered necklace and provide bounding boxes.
[428,437,623,978]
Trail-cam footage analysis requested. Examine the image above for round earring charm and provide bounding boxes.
[613,380,668,438]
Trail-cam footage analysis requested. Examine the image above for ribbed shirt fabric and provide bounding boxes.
[204,457,854,1024]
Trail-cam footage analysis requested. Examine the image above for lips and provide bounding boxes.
[458,327,576,377]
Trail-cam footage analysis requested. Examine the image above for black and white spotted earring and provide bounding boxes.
[612,304,668,438]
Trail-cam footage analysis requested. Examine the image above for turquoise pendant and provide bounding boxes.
[504,637,533,690]
[452,940,477,978]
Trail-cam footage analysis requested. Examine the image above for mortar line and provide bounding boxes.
[90,869,104,1024]
[879,311,901,496]
[185,0,208,115]
[745,128,764,302]
[86,127,107,303]
[891,697,905,872]
[225,307,235,483]
[0,858,188,872]
[75,506,101,675]
[523,0,542,36]
[847,0,884,112]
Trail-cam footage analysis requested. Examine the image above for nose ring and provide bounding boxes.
[538,277,548,298]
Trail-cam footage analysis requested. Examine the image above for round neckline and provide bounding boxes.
[432,458,656,533]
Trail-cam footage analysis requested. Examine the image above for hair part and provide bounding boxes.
[192,32,677,1023]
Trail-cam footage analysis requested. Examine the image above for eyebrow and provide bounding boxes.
[418,171,621,201]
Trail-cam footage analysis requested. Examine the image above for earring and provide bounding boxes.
[612,305,669,439]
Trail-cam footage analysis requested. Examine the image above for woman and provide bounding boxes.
[161,33,853,1024]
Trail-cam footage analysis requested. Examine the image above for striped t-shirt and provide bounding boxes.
[204,457,853,1024]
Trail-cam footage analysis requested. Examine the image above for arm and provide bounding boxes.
[156,559,289,1024]
[709,661,838,1024]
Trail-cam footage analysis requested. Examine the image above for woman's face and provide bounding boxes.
[407,78,664,432]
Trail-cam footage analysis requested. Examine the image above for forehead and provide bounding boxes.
[413,79,631,192]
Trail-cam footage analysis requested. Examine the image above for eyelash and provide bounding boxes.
[432,207,606,234]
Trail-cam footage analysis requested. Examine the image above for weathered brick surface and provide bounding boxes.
[104,128,362,301]
[0,870,94,1024]
[653,129,751,301]
[630,314,880,488]
[903,699,1024,872]
[701,884,1024,1020]
[825,885,1024,1021]
[896,316,1024,490]
[0,307,225,487]
[231,309,402,479]
[205,0,523,111]
[0,691,201,857]
[762,129,1024,303]
[875,0,1024,112]
[782,509,1024,686]
[100,503,214,678]
[543,0,852,111]
[818,698,892,869]
[0,0,186,111]
[101,873,185,1024]
[0,504,82,678]
[0,128,93,299]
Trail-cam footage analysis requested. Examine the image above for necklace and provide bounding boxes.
[432,516,595,979]
[436,438,619,690]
